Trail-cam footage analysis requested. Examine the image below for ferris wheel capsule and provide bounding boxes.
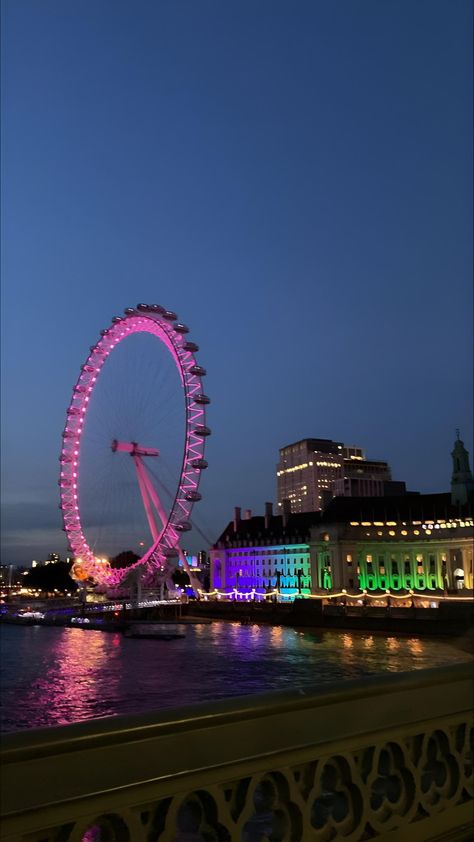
[191,458,208,470]
[184,491,202,502]
[194,425,211,437]
[189,364,206,376]
[175,521,192,532]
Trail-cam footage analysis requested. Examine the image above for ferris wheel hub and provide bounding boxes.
[111,439,160,457]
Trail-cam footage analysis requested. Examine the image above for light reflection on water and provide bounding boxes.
[0,623,470,732]
[43,628,119,721]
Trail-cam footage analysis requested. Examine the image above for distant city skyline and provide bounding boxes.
[1,0,472,565]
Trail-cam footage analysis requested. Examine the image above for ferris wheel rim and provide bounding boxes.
[59,305,209,584]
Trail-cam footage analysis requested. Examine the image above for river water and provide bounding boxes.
[0,622,470,732]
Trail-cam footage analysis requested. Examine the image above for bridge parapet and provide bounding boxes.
[1,662,472,841]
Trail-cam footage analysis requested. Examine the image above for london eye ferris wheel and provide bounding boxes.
[59,303,210,591]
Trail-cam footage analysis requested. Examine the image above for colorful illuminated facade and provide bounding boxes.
[210,505,315,598]
[311,494,473,593]
[211,437,474,598]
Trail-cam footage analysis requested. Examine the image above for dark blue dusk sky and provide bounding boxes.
[1,0,472,565]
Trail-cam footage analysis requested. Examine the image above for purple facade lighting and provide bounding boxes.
[59,306,208,587]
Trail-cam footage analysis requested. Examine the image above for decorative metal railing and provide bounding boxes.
[1,662,472,841]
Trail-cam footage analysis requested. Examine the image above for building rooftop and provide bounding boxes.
[280,438,343,454]
[320,492,473,524]
[213,512,322,548]
[212,491,474,548]
[343,459,389,468]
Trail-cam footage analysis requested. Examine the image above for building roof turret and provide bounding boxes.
[451,430,474,507]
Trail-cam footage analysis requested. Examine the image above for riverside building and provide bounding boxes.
[276,438,404,514]
[210,436,473,598]
[210,503,316,599]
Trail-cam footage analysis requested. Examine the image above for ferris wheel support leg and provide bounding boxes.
[140,463,169,531]
[177,545,202,600]
[135,568,142,607]
[133,455,161,543]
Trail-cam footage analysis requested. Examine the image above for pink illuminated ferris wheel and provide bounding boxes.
[59,304,210,588]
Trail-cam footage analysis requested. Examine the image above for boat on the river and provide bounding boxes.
[123,624,186,640]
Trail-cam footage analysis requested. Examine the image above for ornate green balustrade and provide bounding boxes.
[1,662,472,841]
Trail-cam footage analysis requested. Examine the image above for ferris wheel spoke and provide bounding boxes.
[147,458,177,494]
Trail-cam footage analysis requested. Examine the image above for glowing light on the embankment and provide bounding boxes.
[199,589,472,603]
